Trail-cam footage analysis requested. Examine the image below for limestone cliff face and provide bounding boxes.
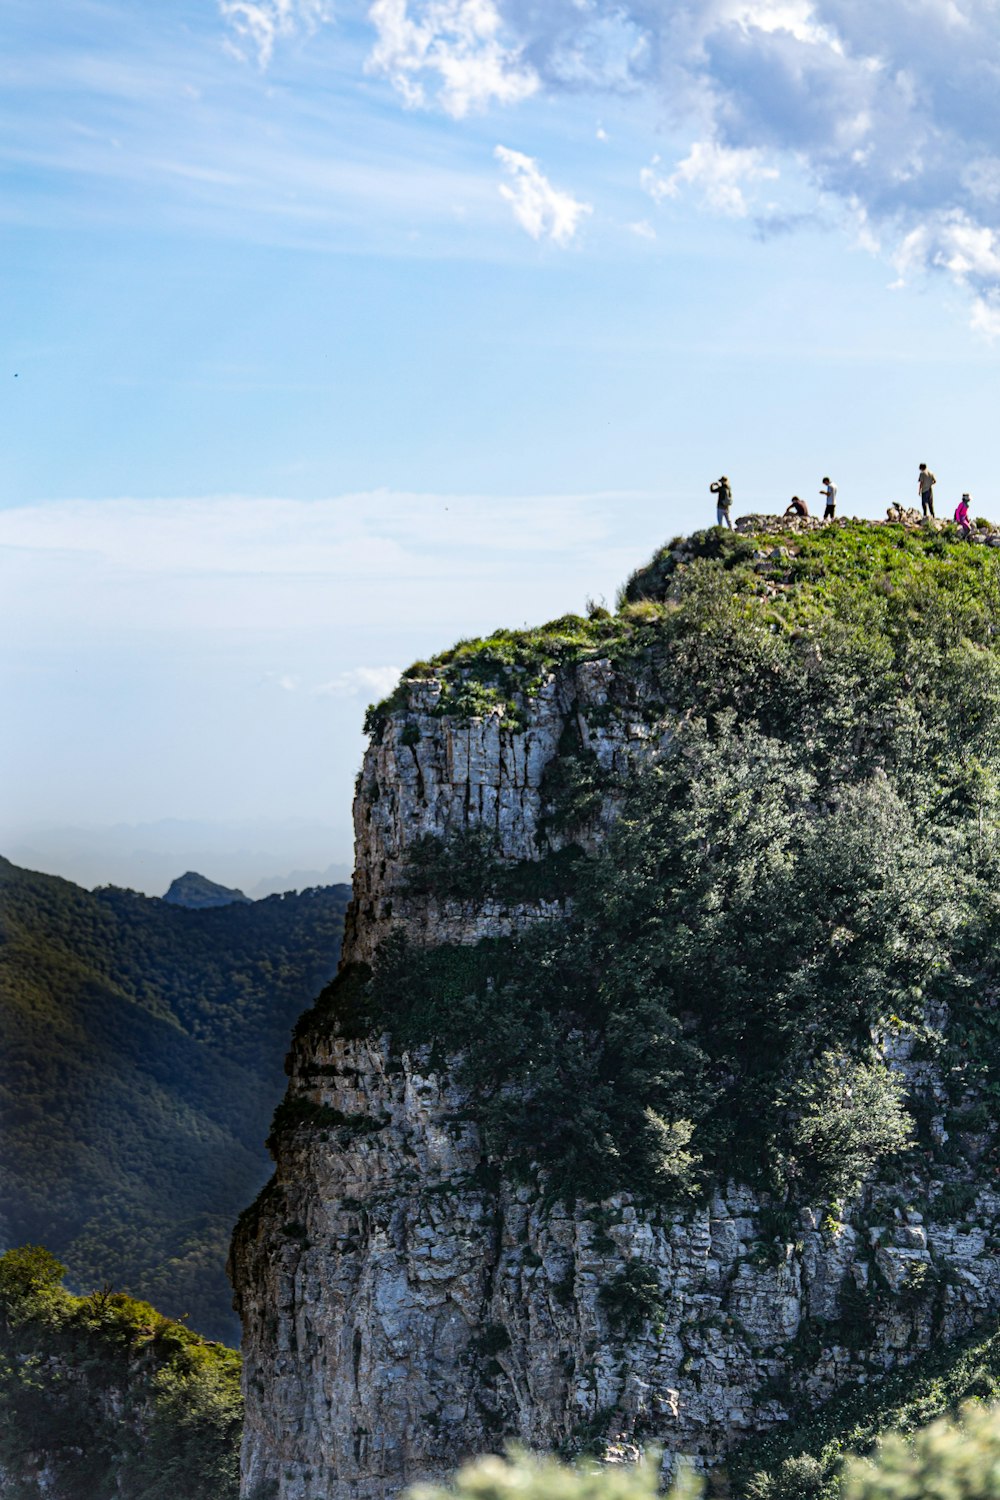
[231,653,1000,1500]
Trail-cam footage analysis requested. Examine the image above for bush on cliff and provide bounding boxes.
[349,714,951,1202]
[0,1245,241,1500]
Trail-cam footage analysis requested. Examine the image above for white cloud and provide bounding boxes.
[380,0,1000,325]
[0,489,632,636]
[970,295,1000,340]
[892,210,1000,332]
[639,156,670,205]
[628,218,656,239]
[366,0,538,117]
[962,157,1000,204]
[219,0,333,68]
[642,141,778,218]
[494,145,592,244]
[730,0,842,51]
[314,666,403,698]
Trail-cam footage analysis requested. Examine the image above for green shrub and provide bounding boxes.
[0,1245,66,1301]
[600,1263,666,1334]
[0,1247,241,1500]
[774,1054,913,1200]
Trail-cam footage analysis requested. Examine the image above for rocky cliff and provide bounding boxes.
[231,521,1000,1500]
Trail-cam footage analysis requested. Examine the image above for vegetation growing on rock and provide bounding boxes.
[0,1246,241,1500]
[304,522,1000,1206]
[732,1313,1000,1498]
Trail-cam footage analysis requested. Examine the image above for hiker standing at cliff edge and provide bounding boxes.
[919,463,937,518]
[710,476,733,530]
[820,477,837,521]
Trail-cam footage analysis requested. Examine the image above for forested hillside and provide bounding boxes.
[0,860,349,1342]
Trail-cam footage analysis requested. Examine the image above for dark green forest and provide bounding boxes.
[0,860,349,1342]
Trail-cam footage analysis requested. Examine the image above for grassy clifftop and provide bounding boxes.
[366,520,1000,737]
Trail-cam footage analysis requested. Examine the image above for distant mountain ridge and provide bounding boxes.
[0,856,350,1343]
[163,871,251,908]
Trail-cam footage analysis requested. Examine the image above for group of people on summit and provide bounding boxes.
[709,466,976,537]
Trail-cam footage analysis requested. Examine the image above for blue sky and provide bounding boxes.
[4,0,1000,891]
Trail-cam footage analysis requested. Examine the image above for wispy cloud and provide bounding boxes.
[219,0,334,68]
[366,0,538,117]
[495,145,591,244]
[0,490,646,634]
[642,142,779,219]
[314,666,403,698]
[358,0,1000,329]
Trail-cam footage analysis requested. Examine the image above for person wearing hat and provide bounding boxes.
[710,475,733,530]
[955,493,972,538]
[820,477,837,521]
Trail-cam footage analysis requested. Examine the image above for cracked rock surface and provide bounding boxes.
[231,666,1000,1500]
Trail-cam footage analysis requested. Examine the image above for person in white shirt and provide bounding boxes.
[820,477,837,521]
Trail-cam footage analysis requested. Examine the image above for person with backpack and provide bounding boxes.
[955,493,972,538]
[820,477,837,521]
[918,463,937,517]
[710,476,733,530]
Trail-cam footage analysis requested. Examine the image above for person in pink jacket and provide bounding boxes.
[955,493,972,537]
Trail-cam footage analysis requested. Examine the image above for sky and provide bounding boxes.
[4,0,1000,893]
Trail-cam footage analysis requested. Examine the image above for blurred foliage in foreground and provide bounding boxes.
[406,1404,1000,1500]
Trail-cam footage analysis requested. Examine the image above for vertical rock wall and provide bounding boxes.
[231,666,1000,1500]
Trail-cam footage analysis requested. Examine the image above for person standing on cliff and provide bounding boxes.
[710,476,733,530]
[820,477,837,521]
[919,463,937,518]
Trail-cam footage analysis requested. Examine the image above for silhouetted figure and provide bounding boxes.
[710,476,733,530]
[785,496,809,518]
[919,463,936,518]
[820,477,837,521]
